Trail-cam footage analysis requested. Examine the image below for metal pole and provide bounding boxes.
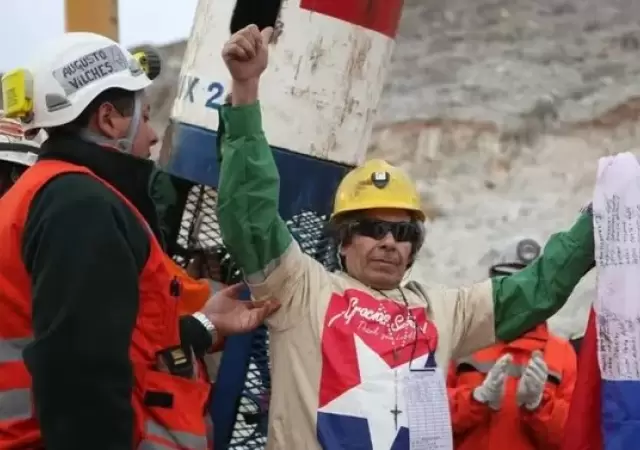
[64,0,119,42]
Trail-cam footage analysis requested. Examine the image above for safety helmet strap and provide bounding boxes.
[77,92,143,154]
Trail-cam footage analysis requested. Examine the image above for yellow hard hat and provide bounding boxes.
[332,159,425,221]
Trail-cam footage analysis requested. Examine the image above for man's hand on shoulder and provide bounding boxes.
[199,283,280,336]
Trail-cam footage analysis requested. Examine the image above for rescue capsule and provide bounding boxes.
[161,1,404,448]
[164,0,403,181]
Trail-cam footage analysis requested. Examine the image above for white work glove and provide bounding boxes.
[472,353,512,410]
[516,350,548,410]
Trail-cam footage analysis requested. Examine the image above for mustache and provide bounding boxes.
[367,247,401,264]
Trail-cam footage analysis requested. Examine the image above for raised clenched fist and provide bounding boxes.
[199,283,280,336]
[222,24,273,82]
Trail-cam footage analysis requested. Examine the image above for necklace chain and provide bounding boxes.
[377,288,412,360]
[376,288,412,430]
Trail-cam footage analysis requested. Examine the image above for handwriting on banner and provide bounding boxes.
[594,195,640,267]
[176,74,225,111]
[594,153,640,381]
[597,308,640,380]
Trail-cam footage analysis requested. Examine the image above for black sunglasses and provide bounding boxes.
[351,219,422,243]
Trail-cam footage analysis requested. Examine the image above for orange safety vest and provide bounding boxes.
[447,325,576,450]
[163,245,226,355]
[0,160,211,450]
[165,256,212,315]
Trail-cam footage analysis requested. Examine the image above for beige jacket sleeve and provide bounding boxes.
[249,241,330,331]
[407,280,496,359]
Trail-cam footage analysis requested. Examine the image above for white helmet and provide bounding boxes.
[0,112,40,167]
[488,236,543,276]
[14,32,152,130]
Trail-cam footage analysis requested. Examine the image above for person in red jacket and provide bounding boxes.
[447,237,578,450]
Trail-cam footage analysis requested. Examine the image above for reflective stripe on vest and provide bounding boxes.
[0,337,33,421]
[0,337,32,363]
[138,442,176,450]
[138,420,208,450]
[456,355,562,384]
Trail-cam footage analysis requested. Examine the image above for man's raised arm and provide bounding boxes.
[492,210,595,341]
[449,209,594,360]
[217,25,327,329]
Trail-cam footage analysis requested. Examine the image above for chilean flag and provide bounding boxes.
[564,152,640,450]
[563,306,640,450]
[316,289,439,450]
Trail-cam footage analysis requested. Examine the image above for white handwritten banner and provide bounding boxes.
[593,152,640,380]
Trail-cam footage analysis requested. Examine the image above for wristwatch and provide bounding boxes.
[192,312,217,342]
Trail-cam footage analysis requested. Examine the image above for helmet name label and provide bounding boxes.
[52,44,130,96]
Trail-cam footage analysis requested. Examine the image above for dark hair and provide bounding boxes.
[47,88,136,136]
[72,88,136,128]
[326,211,362,247]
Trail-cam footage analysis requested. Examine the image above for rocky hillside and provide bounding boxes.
[146,0,640,338]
